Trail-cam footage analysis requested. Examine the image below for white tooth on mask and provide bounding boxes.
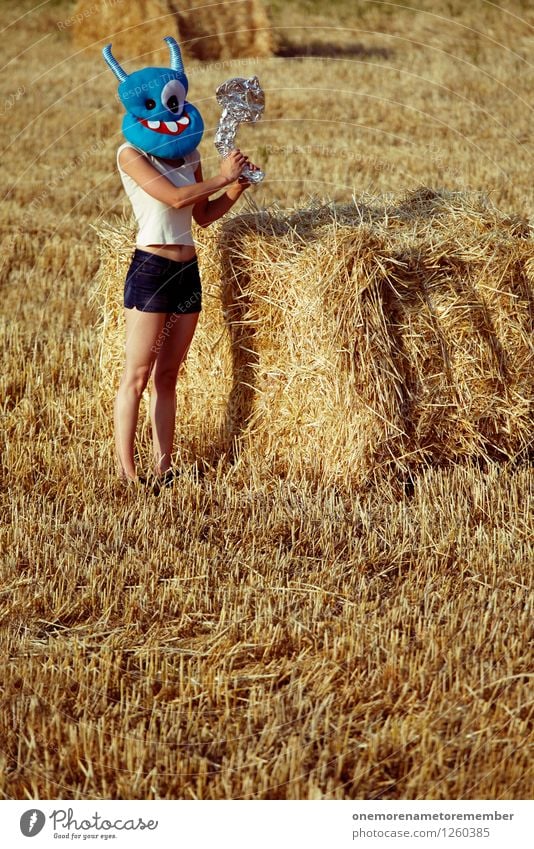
[147,120,161,129]
[165,121,178,133]
[178,115,189,125]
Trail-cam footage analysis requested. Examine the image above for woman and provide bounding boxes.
[115,143,258,488]
[102,37,260,488]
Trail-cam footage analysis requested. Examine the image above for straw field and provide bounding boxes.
[1,0,533,800]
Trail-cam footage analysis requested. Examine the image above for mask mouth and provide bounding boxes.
[137,113,190,134]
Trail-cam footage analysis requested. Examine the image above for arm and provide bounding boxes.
[192,158,259,227]
[118,146,247,210]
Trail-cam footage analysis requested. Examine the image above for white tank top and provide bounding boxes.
[116,142,201,247]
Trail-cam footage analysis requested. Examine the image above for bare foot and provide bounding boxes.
[150,468,178,493]
[117,472,147,485]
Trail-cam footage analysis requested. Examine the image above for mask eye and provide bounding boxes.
[145,98,156,110]
[161,79,186,115]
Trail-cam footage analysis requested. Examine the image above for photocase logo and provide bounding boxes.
[20,809,46,837]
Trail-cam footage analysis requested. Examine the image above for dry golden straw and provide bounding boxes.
[71,0,272,62]
[91,189,534,488]
[71,0,176,65]
[175,0,272,61]
[1,0,532,802]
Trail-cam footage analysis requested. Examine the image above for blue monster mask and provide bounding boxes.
[102,36,204,159]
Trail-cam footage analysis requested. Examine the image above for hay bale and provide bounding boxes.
[71,0,175,66]
[175,0,272,61]
[90,189,534,487]
[71,0,272,62]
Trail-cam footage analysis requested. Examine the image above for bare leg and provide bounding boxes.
[149,311,200,475]
[114,308,167,480]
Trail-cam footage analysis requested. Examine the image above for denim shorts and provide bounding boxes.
[124,248,202,314]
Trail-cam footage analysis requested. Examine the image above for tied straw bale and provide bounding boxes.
[71,0,272,62]
[71,0,175,66]
[90,188,534,488]
[174,0,272,61]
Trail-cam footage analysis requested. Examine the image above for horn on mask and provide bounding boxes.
[102,43,128,82]
[163,35,185,75]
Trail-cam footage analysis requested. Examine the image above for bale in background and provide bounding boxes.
[71,0,272,62]
[173,0,272,61]
[90,189,534,489]
[71,0,175,66]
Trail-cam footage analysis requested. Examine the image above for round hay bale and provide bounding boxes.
[71,0,272,63]
[90,189,534,487]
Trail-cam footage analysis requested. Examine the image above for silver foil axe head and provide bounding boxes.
[214,76,265,184]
